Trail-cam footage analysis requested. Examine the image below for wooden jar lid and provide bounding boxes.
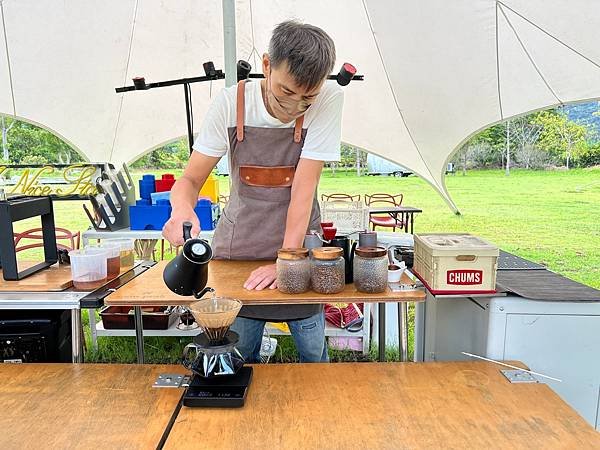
[355,246,387,258]
[311,247,343,260]
[277,248,309,260]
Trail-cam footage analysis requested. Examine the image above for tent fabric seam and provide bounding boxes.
[494,2,504,119]
[360,0,442,192]
[246,0,260,69]
[498,4,562,105]
[498,1,600,71]
[109,0,140,162]
[0,0,16,116]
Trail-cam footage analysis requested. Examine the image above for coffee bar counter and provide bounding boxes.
[105,260,426,363]
[1,361,598,449]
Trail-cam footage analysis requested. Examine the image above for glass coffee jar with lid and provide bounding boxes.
[353,246,388,293]
[276,248,311,294]
[310,247,345,294]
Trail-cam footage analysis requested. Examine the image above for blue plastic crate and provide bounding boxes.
[139,174,156,200]
[129,199,171,230]
[194,199,220,231]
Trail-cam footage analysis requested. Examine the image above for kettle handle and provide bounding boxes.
[182,221,193,241]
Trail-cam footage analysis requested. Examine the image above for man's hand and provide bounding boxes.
[164,152,220,246]
[244,264,278,291]
[162,208,201,247]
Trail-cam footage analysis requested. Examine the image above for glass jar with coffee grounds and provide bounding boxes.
[310,247,345,294]
[353,246,388,293]
[277,248,311,294]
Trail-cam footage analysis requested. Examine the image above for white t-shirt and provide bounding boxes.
[193,80,343,161]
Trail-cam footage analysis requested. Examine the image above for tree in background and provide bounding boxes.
[533,110,587,169]
[1,116,15,161]
[453,103,599,171]
[0,116,83,164]
[326,143,367,176]
[453,124,506,174]
[130,138,189,169]
[509,115,543,170]
[3,102,599,171]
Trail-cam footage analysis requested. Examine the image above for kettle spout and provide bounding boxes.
[193,286,215,299]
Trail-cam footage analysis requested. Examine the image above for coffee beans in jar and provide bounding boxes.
[276,248,311,294]
[310,247,345,294]
[353,247,388,293]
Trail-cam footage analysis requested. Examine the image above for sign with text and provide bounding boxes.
[0,164,100,198]
[446,269,483,285]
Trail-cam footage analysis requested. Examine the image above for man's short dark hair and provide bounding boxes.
[269,20,336,91]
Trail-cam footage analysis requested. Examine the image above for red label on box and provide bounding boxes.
[447,270,483,285]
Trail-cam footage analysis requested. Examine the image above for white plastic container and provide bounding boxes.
[104,238,135,269]
[69,247,108,290]
[413,233,498,294]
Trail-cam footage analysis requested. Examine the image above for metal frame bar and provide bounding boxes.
[134,306,145,363]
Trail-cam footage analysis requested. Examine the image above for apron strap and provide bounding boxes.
[294,115,304,143]
[236,80,246,142]
[237,79,304,144]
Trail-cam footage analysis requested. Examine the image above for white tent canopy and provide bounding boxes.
[1,0,600,212]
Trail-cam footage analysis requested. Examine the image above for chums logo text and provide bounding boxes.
[447,270,483,285]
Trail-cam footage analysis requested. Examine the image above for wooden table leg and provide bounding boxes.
[88,309,98,351]
[70,308,83,363]
[134,306,145,363]
[378,302,386,362]
[398,302,409,361]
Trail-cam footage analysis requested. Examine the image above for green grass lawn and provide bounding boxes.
[316,168,600,289]
[11,168,600,363]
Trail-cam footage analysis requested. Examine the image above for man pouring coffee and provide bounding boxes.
[163,21,343,363]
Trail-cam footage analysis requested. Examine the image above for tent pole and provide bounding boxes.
[184,84,194,153]
[505,119,511,176]
[222,0,237,88]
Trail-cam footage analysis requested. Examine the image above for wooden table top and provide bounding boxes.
[105,259,426,307]
[165,361,600,450]
[0,261,73,292]
[1,362,597,449]
[0,363,181,450]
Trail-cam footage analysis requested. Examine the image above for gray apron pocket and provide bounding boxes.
[212,209,235,259]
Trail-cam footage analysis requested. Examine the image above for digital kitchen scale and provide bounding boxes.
[183,366,253,408]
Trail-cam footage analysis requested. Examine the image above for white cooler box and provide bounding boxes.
[413,233,498,295]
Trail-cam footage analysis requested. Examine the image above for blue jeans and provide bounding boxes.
[230,311,329,363]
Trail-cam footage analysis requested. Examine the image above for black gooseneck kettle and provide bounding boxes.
[163,221,214,298]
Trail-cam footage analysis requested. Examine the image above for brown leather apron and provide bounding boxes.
[211,80,322,321]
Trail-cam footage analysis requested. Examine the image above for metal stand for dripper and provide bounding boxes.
[153,331,253,408]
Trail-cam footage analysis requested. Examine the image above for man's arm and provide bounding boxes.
[282,158,324,247]
[162,152,220,246]
[243,158,323,290]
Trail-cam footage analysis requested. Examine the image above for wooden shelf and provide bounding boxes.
[95,319,367,339]
[105,260,425,306]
